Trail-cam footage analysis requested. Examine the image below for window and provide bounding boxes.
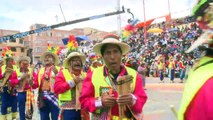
[11,47,16,52]
[10,39,16,43]
[35,47,42,53]
[19,38,24,44]
[34,40,42,44]
[21,48,24,52]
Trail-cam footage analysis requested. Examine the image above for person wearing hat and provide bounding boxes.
[178,57,186,83]
[0,56,4,105]
[137,62,147,89]
[167,56,176,83]
[35,51,60,120]
[157,56,165,83]
[87,53,102,73]
[54,51,87,120]
[16,56,37,120]
[178,0,213,120]
[80,34,147,119]
[0,47,19,120]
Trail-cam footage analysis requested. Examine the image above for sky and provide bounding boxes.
[0,0,196,32]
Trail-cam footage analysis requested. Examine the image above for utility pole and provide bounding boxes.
[117,0,122,37]
[168,0,171,17]
[168,0,172,19]
[143,0,147,43]
[55,15,58,23]
[59,4,67,22]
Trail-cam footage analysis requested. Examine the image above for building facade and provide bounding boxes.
[0,29,27,61]
[0,24,114,64]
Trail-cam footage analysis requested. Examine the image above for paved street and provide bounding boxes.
[1,77,184,120]
[143,77,184,120]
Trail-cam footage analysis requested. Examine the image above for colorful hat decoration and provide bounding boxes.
[2,47,15,60]
[47,43,61,55]
[89,53,97,61]
[41,43,60,65]
[66,35,78,54]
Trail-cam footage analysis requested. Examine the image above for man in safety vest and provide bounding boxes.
[178,0,213,120]
[16,56,37,120]
[54,51,87,120]
[178,57,186,83]
[80,34,147,120]
[35,51,60,120]
[157,56,165,83]
[167,56,176,83]
[0,47,19,120]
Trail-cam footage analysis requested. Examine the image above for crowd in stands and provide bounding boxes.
[35,16,204,82]
[84,16,204,82]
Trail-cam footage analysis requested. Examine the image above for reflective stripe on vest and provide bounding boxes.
[92,66,137,119]
[168,61,174,69]
[178,56,213,120]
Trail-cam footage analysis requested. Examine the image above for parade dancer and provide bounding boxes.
[80,34,147,119]
[168,56,176,83]
[35,50,60,120]
[178,0,213,120]
[0,47,19,120]
[54,51,88,120]
[16,56,37,120]
[178,57,186,83]
[158,56,165,83]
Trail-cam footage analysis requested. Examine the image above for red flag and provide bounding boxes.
[165,14,171,22]
[136,18,155,28]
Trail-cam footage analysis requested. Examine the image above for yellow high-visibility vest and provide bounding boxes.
[91,66,137,120]
[178,56,213,120]
[1,65,18,79]
[58,69,86,107]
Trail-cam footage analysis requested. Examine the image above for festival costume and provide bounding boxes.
[179,60,186,81]
[55,36,88,120]
[0,47,19,120]
[80,34,147,120]
[16,56,38,120]
[178,0,213,119]
[157,57,165,81]
[167,57,176,82]
[80,66,147,119]
[54,68,87,120]
[36,47,61,120]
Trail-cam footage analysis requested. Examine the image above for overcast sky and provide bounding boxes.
[0,0,195,32]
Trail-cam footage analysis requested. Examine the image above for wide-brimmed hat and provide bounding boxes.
[41,51,60,65]
[93,34,130,56]
[63,52,86,68]
[16,56,31,68]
